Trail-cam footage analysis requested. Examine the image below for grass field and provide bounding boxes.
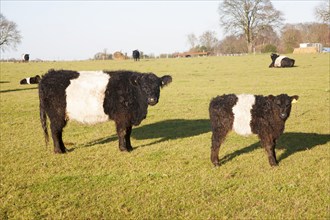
[1,54,329,219]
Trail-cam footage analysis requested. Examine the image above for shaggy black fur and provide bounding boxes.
[209,94,299,167]
[132,50,140,61]
[269,53,295,68]
[38,69,172,154]
[103,70,171,151]
[20,75,41,84]
[39,70,79,153]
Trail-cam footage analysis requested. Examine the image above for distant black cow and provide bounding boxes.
[133,50,140,61]
[269,53,295,68]
[22,54,30,62]
[209,94,299,167]
[38,69,172,153]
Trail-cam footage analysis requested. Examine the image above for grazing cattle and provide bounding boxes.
[132,50,140,61]
[22,54,30,62]
[269,53,295,68]
[209,93,299,167]
[20,75,41,85]
[38,69,172,153]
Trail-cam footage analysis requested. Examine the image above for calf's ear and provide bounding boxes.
[291,95,299,103]
[160,75,172,88]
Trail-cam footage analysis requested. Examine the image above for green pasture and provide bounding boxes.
[1,54,329,219]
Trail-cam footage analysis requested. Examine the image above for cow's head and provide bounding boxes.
[131,73,172,106]
[269,53,280,68]
[268,94,299,120]
[270,53,279,62]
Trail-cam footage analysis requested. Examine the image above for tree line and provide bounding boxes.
[187,0,329,55]
[188,22,329,55]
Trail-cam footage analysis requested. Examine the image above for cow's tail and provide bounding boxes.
[20,75,41,85]
[39,86,49,146]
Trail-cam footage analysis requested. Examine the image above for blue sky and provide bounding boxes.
[0,1,324,60]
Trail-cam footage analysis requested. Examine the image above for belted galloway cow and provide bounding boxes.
[38,69,172,153]
[269,53,295,68]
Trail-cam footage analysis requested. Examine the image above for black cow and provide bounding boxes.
[38,69,172,153]
[209,94,299,167]
[22,54,30,62]
[132,50,140,61]
[269,53,295,68]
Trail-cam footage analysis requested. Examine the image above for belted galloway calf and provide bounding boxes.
[38,69,172,153]
[209,94,298,167]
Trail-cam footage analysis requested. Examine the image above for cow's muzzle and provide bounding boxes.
[148,97,158,106]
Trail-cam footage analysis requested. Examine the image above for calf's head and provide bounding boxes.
[268,94,299,120]
[131,73,172,106]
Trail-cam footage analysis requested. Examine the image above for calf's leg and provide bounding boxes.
[115,122,132,152]
[260,136,278,167]
[125,126,133,151]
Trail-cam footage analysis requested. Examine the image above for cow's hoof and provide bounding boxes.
[212,162,220,167]
[119,147,133,152]
[270,163,279,167]
[54,149,66,154]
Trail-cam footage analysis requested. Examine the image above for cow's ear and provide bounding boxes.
[160,75,172,88]
[129,75,141,86]
[291,95,299,103]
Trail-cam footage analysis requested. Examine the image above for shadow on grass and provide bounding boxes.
[133,119,211,148]
[81,119,211,149]
[81,136,118,149]
[0,87,38,93]
[77,120,329,165]
[219,132,330,166]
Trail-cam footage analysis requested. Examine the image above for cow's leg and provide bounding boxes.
[125,126,133,151]
[211,127,229,167]
[50,120,67,154]
[115,122,130,152]
[260,135,278,167]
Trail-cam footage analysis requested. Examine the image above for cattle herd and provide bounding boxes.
[20,53,298,167]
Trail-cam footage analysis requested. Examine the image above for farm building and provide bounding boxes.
[293,43,323,54]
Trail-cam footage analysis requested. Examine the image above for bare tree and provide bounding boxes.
[280,24,302,53]
[254,25,279,46]
[219,35,248,54]
[187,33,198,51]
[314,0,330,24]
[297,22,330,46]
[0,14,22,52]
[199,31,219,53]
[218,0,283,53]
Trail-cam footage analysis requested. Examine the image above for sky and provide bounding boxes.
[0,0,325,60]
